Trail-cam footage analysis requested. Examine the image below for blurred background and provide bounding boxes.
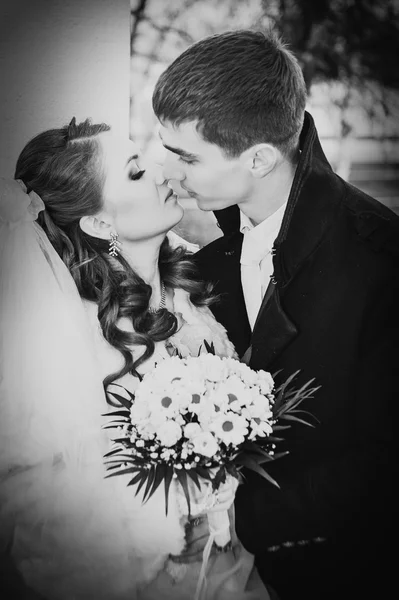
[129,0,399,247]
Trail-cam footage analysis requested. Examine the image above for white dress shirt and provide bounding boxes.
[240,202,287,330]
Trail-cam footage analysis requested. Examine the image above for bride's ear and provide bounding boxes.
[79,215,112,240]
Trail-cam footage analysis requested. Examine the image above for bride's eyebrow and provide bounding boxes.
[125,154,139,167]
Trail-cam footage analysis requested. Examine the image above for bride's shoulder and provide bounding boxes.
[172,288,238,359]
[167,230,200,254]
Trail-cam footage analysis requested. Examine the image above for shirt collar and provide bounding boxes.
[240,202,287,254]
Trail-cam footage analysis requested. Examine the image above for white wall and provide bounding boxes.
[0,0,131,177]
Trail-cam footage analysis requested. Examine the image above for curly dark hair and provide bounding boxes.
[15,118,215,395]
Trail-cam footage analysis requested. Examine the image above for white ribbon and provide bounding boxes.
[194,508,231,600]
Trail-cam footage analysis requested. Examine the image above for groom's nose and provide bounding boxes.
[153,163,168,186]
[162,152,185,183]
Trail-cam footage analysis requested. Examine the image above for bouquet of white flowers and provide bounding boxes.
[104,349,319,549]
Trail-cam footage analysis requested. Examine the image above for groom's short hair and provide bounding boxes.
[153,29,307,160]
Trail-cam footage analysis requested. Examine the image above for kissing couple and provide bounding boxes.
[0,29,396,600]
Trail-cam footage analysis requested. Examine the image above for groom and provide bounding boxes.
[153,30,398,599]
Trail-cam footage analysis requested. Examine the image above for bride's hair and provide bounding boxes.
[15,118,216,393]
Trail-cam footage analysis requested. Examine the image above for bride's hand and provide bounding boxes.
[205,475,239,514]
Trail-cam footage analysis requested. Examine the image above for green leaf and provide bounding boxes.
[211,466,226,490]
[270,451,290,461]
[135,471,149,498]
[142,466,156,503]
[280,414,315,427]
[164,468,174,516]
[240,441,275,458]
[105,453,139,461]
[240,456,280,488]
[148,464,168,500]
[104,448,124,458]
[272,371,321,425]
[226,462,240,479]
[105,467,138,479]
[107,382,135,396]
[104,464,122,472]
[127,471,146,487]
[203,339,216,354]
[235,452,270,466]
[195,467,212,481]
[186,469,202,492]
[102,410,130,418]
[176,469,192,515]
[105,392,133,410]
[141,465,168,505]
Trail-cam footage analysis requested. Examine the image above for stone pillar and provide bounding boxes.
[0,0,130,176]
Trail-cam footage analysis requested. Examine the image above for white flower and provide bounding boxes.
[137,409,168,439]
[191,432,219,457]
[130,401,151,424]
[225,358,258,386]
[183,356,208,384]
[211,412,249,446]
[207,387,230,412]
[188,390,209,415]
[184,422,203,439]
[197,403,219,429]
[146,356,189,385]
[248,417,273,440]
[247,392,273,421]
[217,375,253,411]
[156,420,182,447]
[256,370,274,395]
[146,389,185,419]
[199,354,228,382]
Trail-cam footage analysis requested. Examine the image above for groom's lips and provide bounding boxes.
[181,185,196,197]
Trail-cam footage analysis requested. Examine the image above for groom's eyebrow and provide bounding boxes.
[162,143,198,161]
[158,132,198,160]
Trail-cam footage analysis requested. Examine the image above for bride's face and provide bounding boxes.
[97,132,183,243]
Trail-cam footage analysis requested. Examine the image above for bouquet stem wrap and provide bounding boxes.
[195,505,231,600]
[207,506,231,548]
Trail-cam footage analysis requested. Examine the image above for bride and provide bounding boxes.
[0,118,272,599]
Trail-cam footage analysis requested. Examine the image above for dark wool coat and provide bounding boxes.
[194,112,398,600]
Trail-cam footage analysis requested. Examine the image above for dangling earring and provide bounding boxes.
[108,232,120,257]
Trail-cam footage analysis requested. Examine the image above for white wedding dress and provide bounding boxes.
[0,192,270,599]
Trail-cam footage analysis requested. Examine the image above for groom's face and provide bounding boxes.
[159,121,253,211]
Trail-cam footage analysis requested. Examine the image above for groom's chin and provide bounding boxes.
[195,197,214,211]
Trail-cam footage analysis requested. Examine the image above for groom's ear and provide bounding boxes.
[242,144,279,178]
[79,215,112,240]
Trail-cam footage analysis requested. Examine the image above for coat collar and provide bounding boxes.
[214,112,344,369]
[214,111,344,288]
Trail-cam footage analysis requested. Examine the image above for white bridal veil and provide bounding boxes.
[0,178,107,469]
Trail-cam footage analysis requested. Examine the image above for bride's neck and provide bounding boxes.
[120,236,164,291]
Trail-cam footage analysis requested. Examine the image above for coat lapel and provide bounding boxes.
[214,113,342,369]
[248,284,298,370]
[211,231,252,357]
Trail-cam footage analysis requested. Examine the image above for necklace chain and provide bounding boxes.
[149,281,166,313]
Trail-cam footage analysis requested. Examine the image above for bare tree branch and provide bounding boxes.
[131,0,148,50]
[142,19,195,45]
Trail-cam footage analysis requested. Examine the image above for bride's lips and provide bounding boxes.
[164,188,175,202]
